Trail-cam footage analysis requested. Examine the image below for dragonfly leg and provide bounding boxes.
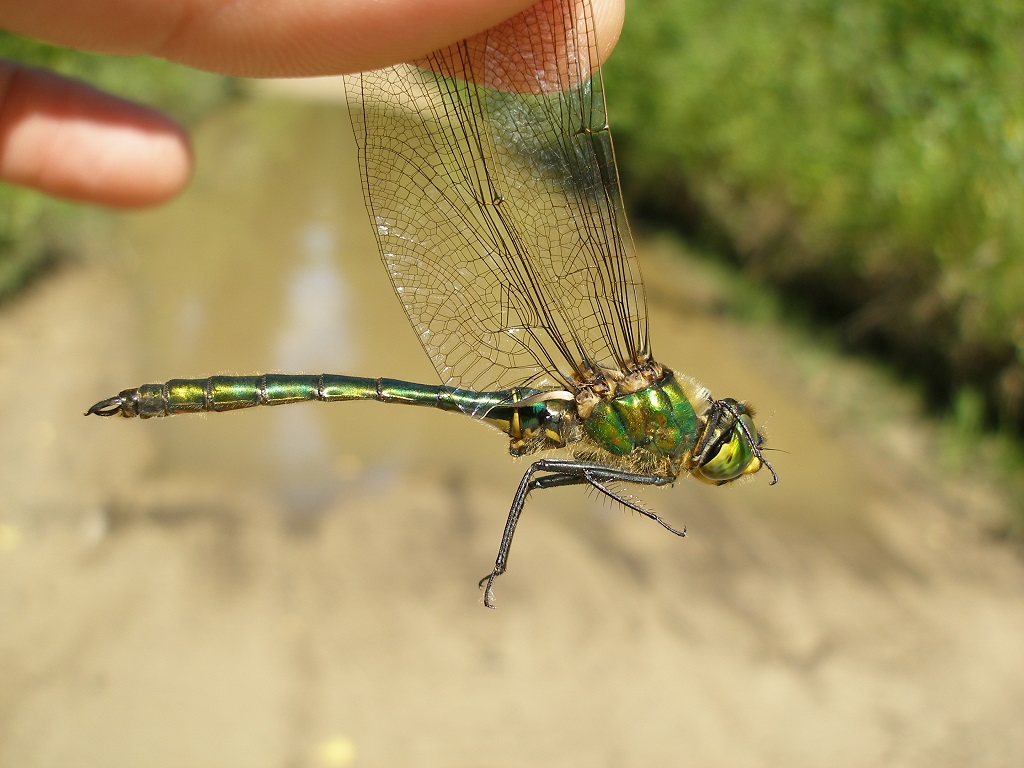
[580,477,686,537]
[479,459,675,608]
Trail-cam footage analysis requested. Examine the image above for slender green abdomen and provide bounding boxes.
[582,373,701,459]
[90,374,515,419]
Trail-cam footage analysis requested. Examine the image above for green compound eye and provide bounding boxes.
[695,412,763,484]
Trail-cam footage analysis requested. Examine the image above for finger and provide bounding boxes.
[0,0,624,77]
[427,0,625,93]
[0,62,191,208]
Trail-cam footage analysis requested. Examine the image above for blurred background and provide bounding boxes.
[2,1,1023,766]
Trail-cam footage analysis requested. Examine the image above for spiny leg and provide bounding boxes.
[581,476,686,537]
[527,471,686,536]
[722,399,780,486]
[479,458,674,608]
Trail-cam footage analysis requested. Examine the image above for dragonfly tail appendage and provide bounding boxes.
[85,395,131,417]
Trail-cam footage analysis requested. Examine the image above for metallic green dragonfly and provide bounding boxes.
[88,0,777,607]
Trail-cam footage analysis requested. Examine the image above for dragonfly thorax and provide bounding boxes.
[576,366,770,484]
[573,358,666,420]
[482,363,770,485]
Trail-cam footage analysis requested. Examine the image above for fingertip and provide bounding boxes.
[81,110,194,209]
[592,0,625,64]
[0,63,193,208]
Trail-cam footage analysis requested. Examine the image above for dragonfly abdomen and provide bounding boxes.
[483,396,577,457]
[87,374,511,419]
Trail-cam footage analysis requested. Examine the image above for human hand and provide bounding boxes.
[0,0,623,208]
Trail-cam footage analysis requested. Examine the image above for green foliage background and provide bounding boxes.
[0,32,232,301]
[604,0,1024,433]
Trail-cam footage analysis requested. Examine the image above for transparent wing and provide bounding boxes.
[347,0,649,414]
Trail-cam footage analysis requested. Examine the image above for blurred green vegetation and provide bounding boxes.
[0,32,234,301]
[604,0,1024,436]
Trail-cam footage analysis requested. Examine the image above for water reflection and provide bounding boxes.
[269,222,353,513]
[273,222,354,373]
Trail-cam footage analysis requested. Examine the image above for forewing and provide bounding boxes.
[347,0,648,413]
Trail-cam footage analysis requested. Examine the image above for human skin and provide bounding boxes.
[0,0,624,208]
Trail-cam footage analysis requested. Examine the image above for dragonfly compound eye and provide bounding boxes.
[694,413,763,484]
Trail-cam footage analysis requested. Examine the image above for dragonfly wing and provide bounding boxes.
[347,0,649,414]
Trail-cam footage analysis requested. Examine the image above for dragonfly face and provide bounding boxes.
[691,399,769,485]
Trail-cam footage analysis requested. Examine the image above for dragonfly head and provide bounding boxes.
[692,398,777,486]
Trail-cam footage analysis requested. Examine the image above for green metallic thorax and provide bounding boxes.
[580,372,702,463]
[485,370,707,478]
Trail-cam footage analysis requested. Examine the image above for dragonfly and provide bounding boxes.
[88,0,777,607]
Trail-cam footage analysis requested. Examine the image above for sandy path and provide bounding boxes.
[1,96,1023,767]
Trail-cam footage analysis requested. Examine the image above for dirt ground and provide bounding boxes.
[1,95,1023,768]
